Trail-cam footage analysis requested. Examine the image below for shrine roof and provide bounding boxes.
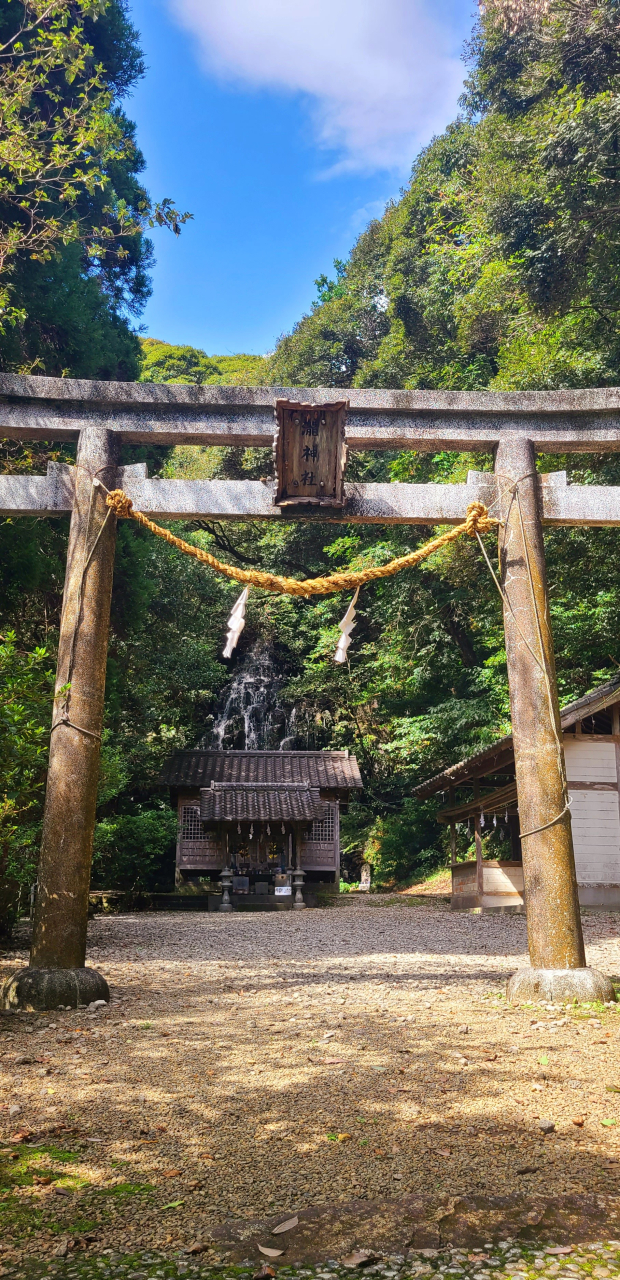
[200,783,322,823]
[160,749,363,791]
[413,672,620,799]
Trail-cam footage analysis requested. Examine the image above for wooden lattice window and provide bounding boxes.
[308,806,335,844]
[180,805,203,839]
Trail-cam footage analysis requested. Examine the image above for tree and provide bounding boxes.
[0,631,54,930]
[0,0,191,374]
[139,338,269,386]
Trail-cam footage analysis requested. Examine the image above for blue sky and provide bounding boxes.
[127,0,474,357]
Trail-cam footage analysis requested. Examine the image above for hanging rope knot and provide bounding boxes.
[465,501,497,537]
[105,489,134,519]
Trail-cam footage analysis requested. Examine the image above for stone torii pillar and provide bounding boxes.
[4,426,117,1009]
[495,436,611,1003]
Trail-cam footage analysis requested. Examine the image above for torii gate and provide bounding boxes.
[2,373,620,1010]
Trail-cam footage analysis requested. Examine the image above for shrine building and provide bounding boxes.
[161,749,362,908]
[414,675,620,912]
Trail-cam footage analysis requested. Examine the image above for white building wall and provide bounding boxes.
[564,738,620,886]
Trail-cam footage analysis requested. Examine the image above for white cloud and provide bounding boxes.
[167,0,466,174]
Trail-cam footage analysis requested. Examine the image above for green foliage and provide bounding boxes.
[92,803,178,890]
[139,338,269,386]
[0,631,54,903]
[0,244,143,379]
[0,1,190,378]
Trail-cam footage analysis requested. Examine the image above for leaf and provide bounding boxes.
[538,1054,548,1066]
[161,1199,184,1209]
[272,1216,298,1234]
[601,1119,617,1126]
[162,1169,180,1177]
[257,1245,284,1257]
[341,1251,378,1267]
[605,1085,620,1093]
[337,1133,351,1142]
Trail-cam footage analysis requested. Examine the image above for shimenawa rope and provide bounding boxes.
[103,487,498,597]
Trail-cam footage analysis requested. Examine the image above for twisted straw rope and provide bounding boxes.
[105,489,498,597]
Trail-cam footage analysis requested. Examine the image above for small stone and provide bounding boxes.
[458,1025,469,1034]
[8,1105,20,1117]
[537,1119,556,1133]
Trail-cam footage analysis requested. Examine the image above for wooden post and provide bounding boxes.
[509,815,521,863]
[496,435,613,1001]
[5,427,118,1009]
[472,780,483,901]
[449,789,456,867]
[449,820,457,863]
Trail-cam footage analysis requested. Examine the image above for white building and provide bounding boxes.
[414,675,620,911]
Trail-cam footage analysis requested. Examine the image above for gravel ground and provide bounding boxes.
[4,1238,620,1280]
[1,898,620,1269]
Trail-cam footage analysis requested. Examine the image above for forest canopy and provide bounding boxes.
[2,0,620,915]
[0,0,190,380]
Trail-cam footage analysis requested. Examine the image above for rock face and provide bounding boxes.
[506,967,616,1003]
[0,966,109,1010]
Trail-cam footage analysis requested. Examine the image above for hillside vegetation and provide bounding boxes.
[2,0,620,910]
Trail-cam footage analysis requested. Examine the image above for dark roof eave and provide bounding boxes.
[161,749,363,791]
[413,672,620,800]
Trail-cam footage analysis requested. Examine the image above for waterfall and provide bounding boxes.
[206,645,296,751]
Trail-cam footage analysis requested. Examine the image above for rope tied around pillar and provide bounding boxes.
[103,487,499,597]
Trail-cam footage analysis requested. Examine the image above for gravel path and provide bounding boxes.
[1,899,620,1269]
[3,1237,620,1280]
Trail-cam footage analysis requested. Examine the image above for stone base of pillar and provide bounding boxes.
[507,967,616,1004]
[0,966,110,1011]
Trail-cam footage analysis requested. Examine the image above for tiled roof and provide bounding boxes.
[200,783,322,823]
[161,750,362,790]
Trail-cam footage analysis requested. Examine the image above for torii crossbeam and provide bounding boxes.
[2,374,620,1010]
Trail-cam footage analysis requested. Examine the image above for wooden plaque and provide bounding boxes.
[273,399,348,508]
